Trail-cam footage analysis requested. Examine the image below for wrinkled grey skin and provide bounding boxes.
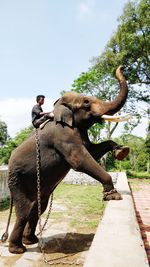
[7,66,128,254]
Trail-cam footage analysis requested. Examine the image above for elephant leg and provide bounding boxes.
[89,140,129,161]
[63,144,122,201]
[8,188,34,253]
[22,201,39,245]
[23,197,49,245]
[9,217,27,254]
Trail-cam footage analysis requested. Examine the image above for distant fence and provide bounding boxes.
[0,166,10,202]
[0,166,118,202]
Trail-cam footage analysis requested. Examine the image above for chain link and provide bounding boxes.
[35,129,53,260]
[35,129,81,265]
[37,193,53,237]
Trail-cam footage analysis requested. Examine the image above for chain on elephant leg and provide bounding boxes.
[103,188,122,201]
[103,173,122,201]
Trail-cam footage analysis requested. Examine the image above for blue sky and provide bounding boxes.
[0,0,147,137]
[0,0,128,99]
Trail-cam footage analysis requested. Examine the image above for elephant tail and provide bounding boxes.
[1,196,13,242]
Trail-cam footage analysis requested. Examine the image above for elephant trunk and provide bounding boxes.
[101,66,128,115]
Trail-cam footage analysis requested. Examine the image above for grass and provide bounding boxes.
[127,170,150,179]
[51,183,105,232]
[0,184,105,233]
[0,197,10,211]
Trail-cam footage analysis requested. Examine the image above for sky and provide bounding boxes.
[0,0,148,137]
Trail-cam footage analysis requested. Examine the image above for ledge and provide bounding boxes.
[83,172,149,267]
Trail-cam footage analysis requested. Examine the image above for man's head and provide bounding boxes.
[36,95,45,105]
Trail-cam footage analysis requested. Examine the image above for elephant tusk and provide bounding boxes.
[101,114,131,122]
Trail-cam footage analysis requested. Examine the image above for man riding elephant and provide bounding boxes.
[2,66,129,254]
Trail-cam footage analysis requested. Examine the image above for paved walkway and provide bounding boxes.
[131,183,150,266]
[84,173,149,267]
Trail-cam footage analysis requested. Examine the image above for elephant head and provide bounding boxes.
[54,66,128,128]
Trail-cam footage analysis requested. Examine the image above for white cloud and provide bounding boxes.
[0,97,54,137]
[77,0,95,21]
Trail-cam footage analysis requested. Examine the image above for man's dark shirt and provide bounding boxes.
[32,104,43,123]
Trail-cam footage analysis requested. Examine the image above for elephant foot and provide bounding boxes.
[9,243,26,254]
[23,234,39,245]
[103,189,122,201]
[113,146,129,160]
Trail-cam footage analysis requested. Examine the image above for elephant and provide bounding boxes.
[4,66,129,254]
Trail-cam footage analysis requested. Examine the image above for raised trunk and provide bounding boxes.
[101,65,128,115]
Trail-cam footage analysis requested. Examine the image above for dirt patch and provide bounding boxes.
[41,232,94,266]
[0,229,94,267]
[44,232,94,254]
[0,202,95,266]
[0,184,104,266]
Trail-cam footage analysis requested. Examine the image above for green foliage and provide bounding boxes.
[145,127,150,154]
[93,0,150,128]
[0,120,9,146]
[0,125,33,164]
[127,170,150,179]
[97,0,150,88]
[72,0,149,141]
[0,140,17,164]
[88,122,105,143]
[0,197,10,211]
[105,152,116,170]
[113,134,149,172]
[12,126,33,146]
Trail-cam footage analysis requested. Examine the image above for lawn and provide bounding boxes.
[49,183,105,232]
[0,183,106,233]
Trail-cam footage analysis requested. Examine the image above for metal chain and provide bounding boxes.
[35,129,81,265]
[37,193,53,236]
[35,129,53,258]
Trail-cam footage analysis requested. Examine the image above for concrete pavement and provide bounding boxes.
[84,173,149,267]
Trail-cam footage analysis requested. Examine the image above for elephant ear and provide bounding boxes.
[54,104,73,127]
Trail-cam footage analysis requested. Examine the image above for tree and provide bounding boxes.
[145,110,150,172]
[0,119,9,146]
[0,125,33,164]
[72,58,140,144]
[114,134,148,172]
[72,0,149,142]
[95,0,150,88]
[92,0,150,137]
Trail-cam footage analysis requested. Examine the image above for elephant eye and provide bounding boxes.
[84,99,90,104]
[83,99,91,109]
